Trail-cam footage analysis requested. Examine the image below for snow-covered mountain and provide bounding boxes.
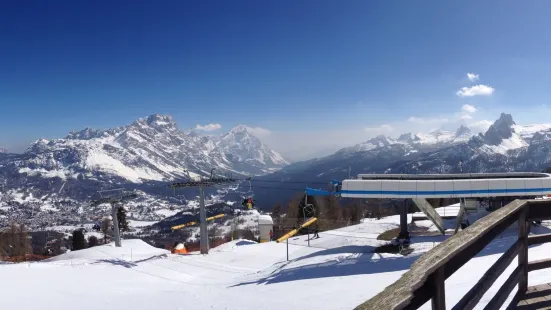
[0,114,288,228]
[218,125,289,173]
[14,114,288,184]
[253,113,551,207]
[336,125,475,156]
[6,111,551,229]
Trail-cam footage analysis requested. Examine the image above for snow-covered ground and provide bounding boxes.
[3,208,551,309]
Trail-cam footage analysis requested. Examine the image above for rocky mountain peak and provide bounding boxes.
[227,124,249,135]
[455,124,472,137]
[397,133,416,143]
[484,113,516,145]
[66,127,102,140]
[146,114,175,126]
[132,114,178,132]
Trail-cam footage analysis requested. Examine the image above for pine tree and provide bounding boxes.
[117,206,130,232]
[72,230,86,250]
[17,224,32,257]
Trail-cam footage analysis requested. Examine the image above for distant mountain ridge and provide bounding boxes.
[335,125,475,156]
[19,114,289,184]
[252,113,551,207]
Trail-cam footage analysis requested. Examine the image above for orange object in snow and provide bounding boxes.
[172,243,189,255]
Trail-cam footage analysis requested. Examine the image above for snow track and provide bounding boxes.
[7,214,551,309]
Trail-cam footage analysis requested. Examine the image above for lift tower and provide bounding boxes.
[169,170,235,254]
[91,189,138,247]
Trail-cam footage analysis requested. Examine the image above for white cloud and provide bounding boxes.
[467,73,479,82]
[461,104,477,114]
[407,116,449,124]
[364,124,394,134]
[459,104,478,120]
[456,84,495,97]
[469,120,493,132]
[195,123,222,131]
[244,126,272,138]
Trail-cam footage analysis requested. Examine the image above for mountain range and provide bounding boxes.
[252,113,551,207]
[3,112,551,229]
[0,114,288,228]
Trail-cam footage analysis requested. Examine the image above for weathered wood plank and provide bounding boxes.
[515,284,551,309]
[525,295,549,305]
[528,258,551,272]
[431,267,445,310]
[517,299,528,306]
[354,199,528,310]
[519,207,529,293]
[528,233,551,246]
[483,265,522,310]
[452,240,520,310]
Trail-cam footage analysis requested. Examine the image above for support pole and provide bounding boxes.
[307,226,310,247]
[286,237,289,261]
[305,194,310,247]
[111,203,121,247]
[518,207,528,294]
[398,200,410,240]
[91,190,137,248]
[431,267,446,310]
[199,187,208,254]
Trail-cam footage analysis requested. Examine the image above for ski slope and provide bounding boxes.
[4,213,551,309]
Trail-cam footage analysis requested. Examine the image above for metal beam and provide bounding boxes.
[413,198,446,235]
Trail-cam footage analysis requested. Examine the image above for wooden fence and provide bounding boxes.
[356,199,551,310]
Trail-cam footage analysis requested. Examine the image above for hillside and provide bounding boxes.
[4,210,551,309]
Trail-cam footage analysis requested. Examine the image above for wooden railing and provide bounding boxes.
[356,199,551,310]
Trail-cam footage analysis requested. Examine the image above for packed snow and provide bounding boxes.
[513,123,551,140]
[3,207,551,309]
[481,132,528,155]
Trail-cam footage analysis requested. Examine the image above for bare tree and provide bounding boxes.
[101,217,112,244]
[0,223,32,261]
[229,218,238,240]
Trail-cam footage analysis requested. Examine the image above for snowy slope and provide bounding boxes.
[5,209,551,309]
[513,123,551,141]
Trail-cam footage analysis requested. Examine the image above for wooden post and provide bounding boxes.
[432,267,446,310]
[518,206,529,294]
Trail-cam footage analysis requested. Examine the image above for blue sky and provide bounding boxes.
[2,1,551,159]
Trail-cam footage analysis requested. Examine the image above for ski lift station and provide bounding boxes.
[331,172,551,240]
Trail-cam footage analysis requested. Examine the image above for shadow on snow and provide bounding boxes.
[231,224,551,287]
